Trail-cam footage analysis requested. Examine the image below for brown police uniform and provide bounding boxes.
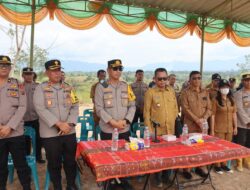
[181,86,212,133]
[144,86,178,135]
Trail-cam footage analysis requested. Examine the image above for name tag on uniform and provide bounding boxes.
[47,100,52,106]
[243,101,250,108]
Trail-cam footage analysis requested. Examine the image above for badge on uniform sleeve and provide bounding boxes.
[128,85,136,102]
[70,89,79,104]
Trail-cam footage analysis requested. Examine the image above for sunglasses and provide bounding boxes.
[191,77,202,80]
[157,77,168,81]
[112,66,123,71]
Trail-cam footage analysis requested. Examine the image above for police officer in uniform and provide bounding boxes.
[22,67,45,163]
[131,69,148,125]
[90,69,106,139]
[0,55,31,190]
[33,60,79,190]
[95,59,135,190]
[95,59,135,140]
[234,73,250,171]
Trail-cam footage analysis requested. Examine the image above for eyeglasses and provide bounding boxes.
[112,66,123,71]
[191,77,202,80]
[0,64,11,69]
[157,77,168,81]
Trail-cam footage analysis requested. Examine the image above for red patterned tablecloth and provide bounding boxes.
[76,136,250,182]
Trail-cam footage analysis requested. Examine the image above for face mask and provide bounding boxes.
[220,88,229,95]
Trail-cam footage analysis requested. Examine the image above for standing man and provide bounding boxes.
[206,73,221,100]
[169,74,180,92]
[131,69,148,125]
[144,68,178,187]
[229,77,237,93]
[0,55,31,190]
[95,60,135,140]
[95,59,135,190]
[34,60,79,190]
[181,71,212,179]
[22,67,45,163]
[90,69,106,129]
[144,68,178,136]
[234,73,250,171]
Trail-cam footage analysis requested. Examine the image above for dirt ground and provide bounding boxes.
[6,105,250,190]
[6,161,250,190]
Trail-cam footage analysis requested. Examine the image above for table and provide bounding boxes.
[76,136,250,189]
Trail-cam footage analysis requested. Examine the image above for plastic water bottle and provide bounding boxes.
[111,128,119,151]
[144,126,150,148]
[181,124,189,145]
[202,121,209,137]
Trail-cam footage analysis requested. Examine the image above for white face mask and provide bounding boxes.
[220,88,230,95]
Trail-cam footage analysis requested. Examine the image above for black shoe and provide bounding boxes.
[221,165,233,173]
[214,166,223,174]
[195,168,207,178]
[182,171,192,180]
[36,159,46,164]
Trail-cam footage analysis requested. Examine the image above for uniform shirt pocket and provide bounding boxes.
[104,93,113,108]
[201,96,208,107]
[63,93,72,108]
[7,91,19,107]
[44,92,56,108]
[121,93,129,107]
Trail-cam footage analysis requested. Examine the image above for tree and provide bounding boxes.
[1,23,49,78]
[10,45,49,77]
[237,55,250,73]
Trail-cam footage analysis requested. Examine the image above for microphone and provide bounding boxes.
[151,120,160,143]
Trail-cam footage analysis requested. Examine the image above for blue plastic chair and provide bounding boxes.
[8,126,40,190]
[83,109,93,118]
[79,118,94,141]
[130,122,145,138]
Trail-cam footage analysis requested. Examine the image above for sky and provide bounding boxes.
[0,16,250,72]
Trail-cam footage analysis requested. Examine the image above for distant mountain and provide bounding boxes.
[61,59,240,72]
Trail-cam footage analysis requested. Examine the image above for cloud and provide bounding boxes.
[0,17,249,71]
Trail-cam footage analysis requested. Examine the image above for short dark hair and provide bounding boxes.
[154,68,167,77]
[189,71,201,79]
[136,69,144,74]
[97,69,106,76]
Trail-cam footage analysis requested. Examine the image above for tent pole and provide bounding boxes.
[200,17,205,75]
[29,0,35,68]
